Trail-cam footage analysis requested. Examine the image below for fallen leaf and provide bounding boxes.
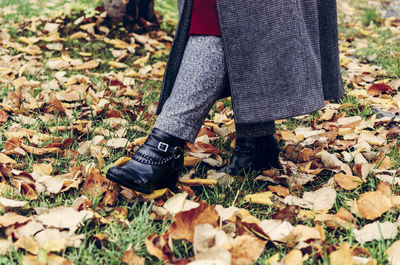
[354,221,397,244]
[230,235,266,265]
[163,192,199,215]
[168,202,219,242]
[36,207,93,233]
[179,178,218,186]
[73,60,99,70]
[268,185,290,197]
[386,240,400,265]
[302,186,337,211]
[33,164,53,176]
[356,191,392,220]
[0,197,27,209]
[334,173,362,190]
[283,249,303,265]
[0,153,17,164]
[243,192,274,205]
[329,242,353,265]
[121,249,145,265]
[0,212,30,227]
[258,219,294,241]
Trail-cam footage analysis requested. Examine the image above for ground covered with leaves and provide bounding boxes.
[0,0,399,264]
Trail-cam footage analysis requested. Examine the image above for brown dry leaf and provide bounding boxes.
[0,153,17,164]
[36,206,93,233]
[329,242,353,265]
[354,221,397,244]
[0,239,13,255]
[298,148,316,162]
[81,168,108,197]
[375,155,395,170]
[32,164,53,176]
[283,249,303,265]
[302,186,337,211]
[243,192,273,205]
[21,143,61,156]
[121,249,145,265]
[0,212,30,227]
[14,237,39,255]
[268,185,290,197]
[356,191,392,220]
[145,233,173,263]
[0,197,28,209]
[0,109,8,123]
[283,225,325,246]
[334,173,362,190]
[168,201,219,242]
[230,235,266,265]
[386,240,400,265]
[258,219,294,241]
[73,60,99,70]
[314,207,355,230]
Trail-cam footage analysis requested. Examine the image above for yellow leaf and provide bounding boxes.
[79,52,92,57]
[329,242,353,265]
[265,253,280,265]
[184,156,202,167]
[138,188,168,200]
[123,88,140,98]
[0,153,16,164]
[133,53,150,66]
[244,192,273,205]
[73,60,99,70]
[114,157,131,166]
[108,61,128,68]
[283,249,303,265]
[179,178,218,186]
[80,23,96,30]
[132,136,147,146]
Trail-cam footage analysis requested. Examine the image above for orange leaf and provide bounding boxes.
[168,202,219,242]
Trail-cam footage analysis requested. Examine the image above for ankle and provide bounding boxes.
[151,128,186,148]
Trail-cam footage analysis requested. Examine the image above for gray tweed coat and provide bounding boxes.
[156,0,345,124]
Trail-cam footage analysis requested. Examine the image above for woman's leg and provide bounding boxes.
[107,35,227,193]
[235,121,276,138]
[154,35,227,143]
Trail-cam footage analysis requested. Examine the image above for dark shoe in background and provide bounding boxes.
[220,134,282,176]
[106,128,185,194]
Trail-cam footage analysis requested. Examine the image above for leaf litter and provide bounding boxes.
[0,0,399,263]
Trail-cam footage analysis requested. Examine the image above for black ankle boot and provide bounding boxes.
[221,134,281,176]
[106,128,185,194]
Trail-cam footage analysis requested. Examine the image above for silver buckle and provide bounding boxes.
[158,142,169,152]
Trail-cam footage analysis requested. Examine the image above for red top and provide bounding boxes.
[188,0,221,37]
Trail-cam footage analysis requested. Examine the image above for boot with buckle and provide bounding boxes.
[106,128,185,194]
[220,134,282,176]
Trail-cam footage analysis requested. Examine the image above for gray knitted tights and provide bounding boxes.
[154,35,276,143]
